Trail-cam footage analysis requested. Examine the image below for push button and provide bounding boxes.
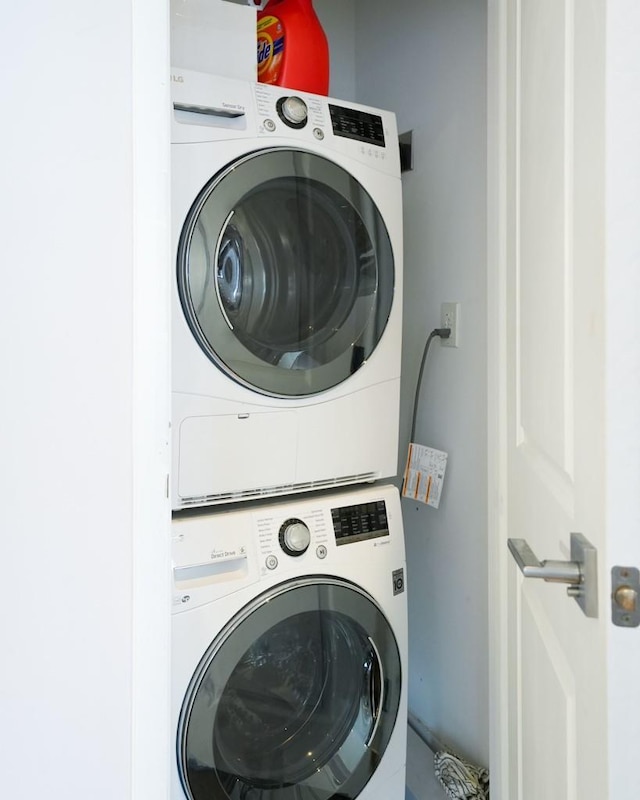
[265,554,278,570]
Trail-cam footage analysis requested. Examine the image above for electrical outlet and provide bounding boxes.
[440,302,460,348]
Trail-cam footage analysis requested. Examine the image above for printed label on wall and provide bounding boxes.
[402,443,448,509]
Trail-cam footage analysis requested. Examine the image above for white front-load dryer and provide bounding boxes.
[171,483,408,800]
[171,69,403,510]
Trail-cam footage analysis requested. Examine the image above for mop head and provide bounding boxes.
[433,750,490,800]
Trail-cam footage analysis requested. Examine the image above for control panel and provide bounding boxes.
[249,82,399,174]
[255,506,331,574]
[255,87,387,148]
[254,498,391,574]
[331,500,389,546]
[171,484,402,612]
[328,104,385,147]
[170,70,399,176]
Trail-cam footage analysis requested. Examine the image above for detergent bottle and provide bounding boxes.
[257,0,330,95]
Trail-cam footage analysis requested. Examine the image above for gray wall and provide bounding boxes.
[314,0,357,101]
[318,0,489,767]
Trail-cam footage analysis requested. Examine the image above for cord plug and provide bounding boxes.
[434,327,451,339]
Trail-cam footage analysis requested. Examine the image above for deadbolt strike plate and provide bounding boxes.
[611,566,640,628]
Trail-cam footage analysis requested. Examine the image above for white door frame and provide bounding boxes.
[487,0,511,793]
[131,0,172,798]
[602,1,640,794]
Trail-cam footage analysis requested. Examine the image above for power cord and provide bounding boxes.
[409,327,451,442]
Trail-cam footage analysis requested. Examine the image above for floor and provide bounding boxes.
[405,725,449,800]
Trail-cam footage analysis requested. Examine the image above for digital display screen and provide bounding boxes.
[329,105,386,147]
[331,500,389,546]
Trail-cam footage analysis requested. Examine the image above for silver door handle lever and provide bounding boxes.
[507,538,581,583]
[507,533,598,618]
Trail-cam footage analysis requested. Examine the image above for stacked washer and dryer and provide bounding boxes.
[170,67,408,800]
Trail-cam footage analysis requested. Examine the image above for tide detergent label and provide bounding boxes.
[257,15,285,84]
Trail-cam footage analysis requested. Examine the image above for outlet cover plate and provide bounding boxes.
[441,302,460,347]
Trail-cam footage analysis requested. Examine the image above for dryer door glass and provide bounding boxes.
[177,577,402,800]
[177,148,395,398]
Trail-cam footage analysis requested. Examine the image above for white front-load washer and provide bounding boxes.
[171,69,403,510]
[171,483,408,800]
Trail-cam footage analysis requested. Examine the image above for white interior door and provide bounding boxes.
[489,0,640,798]
[502,2,608,796]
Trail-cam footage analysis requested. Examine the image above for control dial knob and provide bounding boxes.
[279,518,311,557]
[277,96,308,128]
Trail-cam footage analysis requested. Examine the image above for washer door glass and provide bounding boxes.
[177,148,395,397]
[177,577,402,800]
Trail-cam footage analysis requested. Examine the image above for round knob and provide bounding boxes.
[614,585,638,612]
[279,518,311,557]
[280,96,308,126]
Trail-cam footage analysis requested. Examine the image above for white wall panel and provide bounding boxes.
[0,2,171,798]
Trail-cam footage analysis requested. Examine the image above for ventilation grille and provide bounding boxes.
[178,473,379,508]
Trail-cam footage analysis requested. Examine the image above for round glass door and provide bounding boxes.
[177,577,402,800]
[177,148,395,398]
